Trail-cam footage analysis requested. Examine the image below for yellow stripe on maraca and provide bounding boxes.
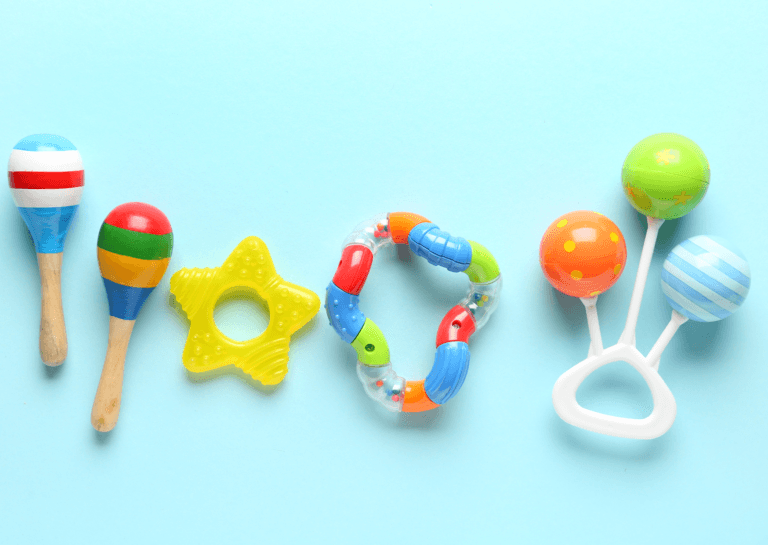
[97,247,171,289]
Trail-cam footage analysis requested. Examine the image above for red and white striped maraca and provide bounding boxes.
[8,134,83,365]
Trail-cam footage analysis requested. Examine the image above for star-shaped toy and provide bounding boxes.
[170,237,320,385]
[673,191,693,205]
[655,148,677,165]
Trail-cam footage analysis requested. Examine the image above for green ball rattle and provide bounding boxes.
[622,133,710,219]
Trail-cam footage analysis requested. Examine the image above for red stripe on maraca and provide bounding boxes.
[8,170,84,189]
[104,202,172,235]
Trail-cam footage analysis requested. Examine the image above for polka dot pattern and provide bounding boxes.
[540,211,628,298]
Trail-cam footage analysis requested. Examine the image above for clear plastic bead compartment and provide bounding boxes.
[460,275,502,331]
[342,213,393,255]
[356,362,406,412]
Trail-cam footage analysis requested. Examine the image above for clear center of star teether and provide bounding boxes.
[213,287,270,342]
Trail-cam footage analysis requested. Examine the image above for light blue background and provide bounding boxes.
[1,1,766,543]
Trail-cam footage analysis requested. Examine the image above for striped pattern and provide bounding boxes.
[102,279,156,321]
[12,187,83,207]
[12,134,78,152]
[8,134,83,253]
[97,203,173,320]
[98,223,173,260]
[661,235,750,322]
[97,248,171,288]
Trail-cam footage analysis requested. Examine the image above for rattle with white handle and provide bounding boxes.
[544,134,750,440]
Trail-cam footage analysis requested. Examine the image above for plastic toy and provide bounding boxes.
[326,212,501,412]
[8,134,84,365]
[540,211,627,298]
[622,133,710,219]
[170,237,320,385]
[661,236,750,323]
[547,133,749,440]
[92,202,173,432]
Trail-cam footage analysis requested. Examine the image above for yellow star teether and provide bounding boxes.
[170,237,320,385]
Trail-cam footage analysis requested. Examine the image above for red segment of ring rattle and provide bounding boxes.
[325,212,502,412]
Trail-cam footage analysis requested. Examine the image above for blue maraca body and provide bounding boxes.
[662,235,751,322]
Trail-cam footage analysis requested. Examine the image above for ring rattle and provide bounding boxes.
[326,212,502,412]
[544,134,751,439]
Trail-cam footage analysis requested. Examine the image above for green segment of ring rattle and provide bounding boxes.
[325,212,502,413]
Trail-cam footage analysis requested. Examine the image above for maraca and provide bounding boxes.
[549,133,714,439]
[8,134,84,365]
[92,202,172,432]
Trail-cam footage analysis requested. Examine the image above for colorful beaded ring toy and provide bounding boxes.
[326,212,501,412]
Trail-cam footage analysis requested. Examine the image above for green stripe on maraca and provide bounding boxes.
[97,223,173,260]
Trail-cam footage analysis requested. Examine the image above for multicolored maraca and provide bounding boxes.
[548,133,727,440]
[8,134,84,365]
[91,202,172,432]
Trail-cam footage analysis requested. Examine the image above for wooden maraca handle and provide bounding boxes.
[92,317,135,432]
[37,253,68,365]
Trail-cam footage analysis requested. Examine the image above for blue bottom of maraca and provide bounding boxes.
[102,278,155,320]
[17,205,78,253]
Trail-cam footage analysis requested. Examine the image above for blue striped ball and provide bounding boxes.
[661,235,751,322]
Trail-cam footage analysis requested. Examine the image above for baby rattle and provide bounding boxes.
[91,202,173,432]
[326,212,501,412]
[543,134,750,439]
[8,134,84,365]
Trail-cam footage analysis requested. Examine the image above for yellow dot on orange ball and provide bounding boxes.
[563,240,576,252]
[610,232,619,242]
[613,264,622,274]
[590,291,601,296]
[557,219,568,228]
[571,270,583,280]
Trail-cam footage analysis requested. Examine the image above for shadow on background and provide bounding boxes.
[93,428,114,446]
[43,363,65,380]
[675,318,728,368]
[550,412,671,463]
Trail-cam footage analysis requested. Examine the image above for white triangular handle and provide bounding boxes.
[552,344,677,440]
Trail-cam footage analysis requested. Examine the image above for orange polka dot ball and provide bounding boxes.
[540,211,627,298]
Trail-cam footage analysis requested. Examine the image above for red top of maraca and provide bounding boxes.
[104,202,172,235]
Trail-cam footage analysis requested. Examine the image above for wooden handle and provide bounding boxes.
[91,317,135,432]
[37,252,68,365]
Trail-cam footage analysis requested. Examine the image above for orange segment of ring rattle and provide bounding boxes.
[170,237,320,385]
[326,213,502,412]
